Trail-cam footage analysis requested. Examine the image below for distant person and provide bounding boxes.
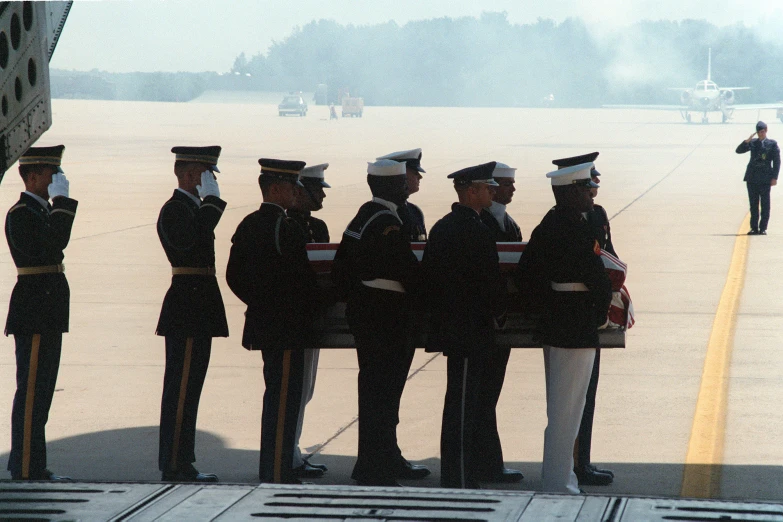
[156,146,227,483]
[286,163,331,479]
[376,149,427,241]
[329,104,338,120]
[6,145,76,481]
[515,161,612,494]
[332,159,429,487]
[423,162,507,489]
[736,121,780,235]
[551,152,615,487]
[226,158,322,484]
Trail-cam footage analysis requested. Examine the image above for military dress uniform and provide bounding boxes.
[423,163,506,489]
[6,145,76,480]
[156,146,228,481]
[377,149,427,242]
[736,121,781,234]
[332,160,425,486]
[515,162,612,494]
[226,159,321,484]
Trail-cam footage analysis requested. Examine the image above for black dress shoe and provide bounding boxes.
[760,230,768,235]
[162,465,218,483]
[748,229,759,235]
[13,469,72,481]
[292,462,325,479]
[303,458,328,472]
[586,463,614,479]
[396,459,431,480]
[574,465,613,486]
[476,468,524,483]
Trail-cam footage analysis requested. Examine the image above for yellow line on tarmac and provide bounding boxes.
[680,214,750,498]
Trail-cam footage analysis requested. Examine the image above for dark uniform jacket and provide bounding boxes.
[400,201,427,242]
[287,209,330,243]
[5,193,78,335]
[156,189,229,338]
[585,204,616,256]
[226,203,320,350]
[516,206,612,348]
[736,138,781,184]
[480,207,523,242]
[332,200,421,324]
[423,204,505,357]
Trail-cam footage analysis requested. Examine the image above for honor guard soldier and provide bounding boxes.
[481,163,522,242]
[736,121,780,235]
[552,153,615,487]
[332,159,429,486]
[226,158,321,484]
[515,162,612,494]
[287,163,331,479]
[6,145,76,481]
[423,162,507,489]
[376,148,427,241]
[156,146,227,482]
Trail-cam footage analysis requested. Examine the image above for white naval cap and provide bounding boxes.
[492,162,516,179]
[546,162,599,187]
[300,163,331,188]
[376,148,425,173]
[367,159,407,176]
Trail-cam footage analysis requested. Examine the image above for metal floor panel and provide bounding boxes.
[1,482,783,521]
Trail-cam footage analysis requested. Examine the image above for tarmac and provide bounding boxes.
[0,99,781,503]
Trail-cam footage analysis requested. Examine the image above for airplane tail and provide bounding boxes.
[707,48,712,82]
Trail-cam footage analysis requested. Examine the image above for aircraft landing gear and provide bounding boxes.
[686,113,691,123]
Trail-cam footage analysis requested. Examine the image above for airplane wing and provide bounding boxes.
[721,87,751,91]
[602,104,689,111]
[730,103,783,111]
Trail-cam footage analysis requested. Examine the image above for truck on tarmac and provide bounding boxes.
[341,97,364,118]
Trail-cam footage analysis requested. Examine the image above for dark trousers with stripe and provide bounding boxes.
[471,345,511,477]
[259,348,305,483]
[159,336,212,472]
[8,333,62,479]
[575,348,601,467]
[441,354,487,489]
[351,332,416,483]
[747,182,772,232]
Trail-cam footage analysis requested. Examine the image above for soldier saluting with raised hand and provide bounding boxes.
[736,121,780,235]
[6,145,76,481]
[156,146,228,483]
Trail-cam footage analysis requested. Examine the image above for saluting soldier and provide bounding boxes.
[423,162,507,489]
[515,161,612,494]
[376,149,427,241]
[736,121,780,235]
[6,145,75,481]
[332,159,429,487]
[226,158,321,484]
[156,146,227,482]
[552,152,615,487]
[287,162,331,479]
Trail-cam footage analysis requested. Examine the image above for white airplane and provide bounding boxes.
[604,49,783,124]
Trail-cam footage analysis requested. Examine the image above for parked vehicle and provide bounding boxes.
[278,93,307,117]
[341,97,364,118]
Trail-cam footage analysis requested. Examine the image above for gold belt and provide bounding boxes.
[17,264,65,276]
[172,267,216,276]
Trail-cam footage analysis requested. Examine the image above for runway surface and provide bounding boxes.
[0,99,780,501]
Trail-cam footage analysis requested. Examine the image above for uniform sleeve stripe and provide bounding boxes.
[343,230,361,239]
[8,204,27,213]
[50,209,76,216]
[201,203,224,213]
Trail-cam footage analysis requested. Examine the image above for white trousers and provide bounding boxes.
[292,348,320,467]
[542,346,596,494]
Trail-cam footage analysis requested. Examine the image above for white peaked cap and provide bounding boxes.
[376,148,422,161]
[493,162,516,179]
[300,163,328,179]
[546,162,597,186]
[367,159,407,176]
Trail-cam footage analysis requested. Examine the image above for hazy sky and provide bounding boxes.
[50,0,783,73]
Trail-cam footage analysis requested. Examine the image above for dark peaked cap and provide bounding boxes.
[19,145,65,166]
[171,145,222,171]
[553,151,600,177]
[448,161,499,186]
[258,158,305,186]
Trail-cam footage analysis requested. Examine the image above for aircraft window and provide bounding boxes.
[27,58,36,87]
[10,12,20,50]
[1,96,7,117]
[14,76,22,102]
[0,32,8,69]
[22,2,33,32]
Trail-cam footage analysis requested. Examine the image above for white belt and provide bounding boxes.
[362,278,406,293]
[551,282,589,292]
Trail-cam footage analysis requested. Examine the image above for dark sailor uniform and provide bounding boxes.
[226,159,320,484]
[736,130,780,233]
[156,186,228,477]
[332,197,423,485]
[6,145,77,480]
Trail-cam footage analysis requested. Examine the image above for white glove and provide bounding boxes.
[196,170,220,199]
[48,173,70,199]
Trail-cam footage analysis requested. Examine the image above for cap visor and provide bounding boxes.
[475,179,500,186]
[417,166,426,173]
[212,165,220,173]
[296,180,304,187]
[588,180,599,188]
[320,181,331,188]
